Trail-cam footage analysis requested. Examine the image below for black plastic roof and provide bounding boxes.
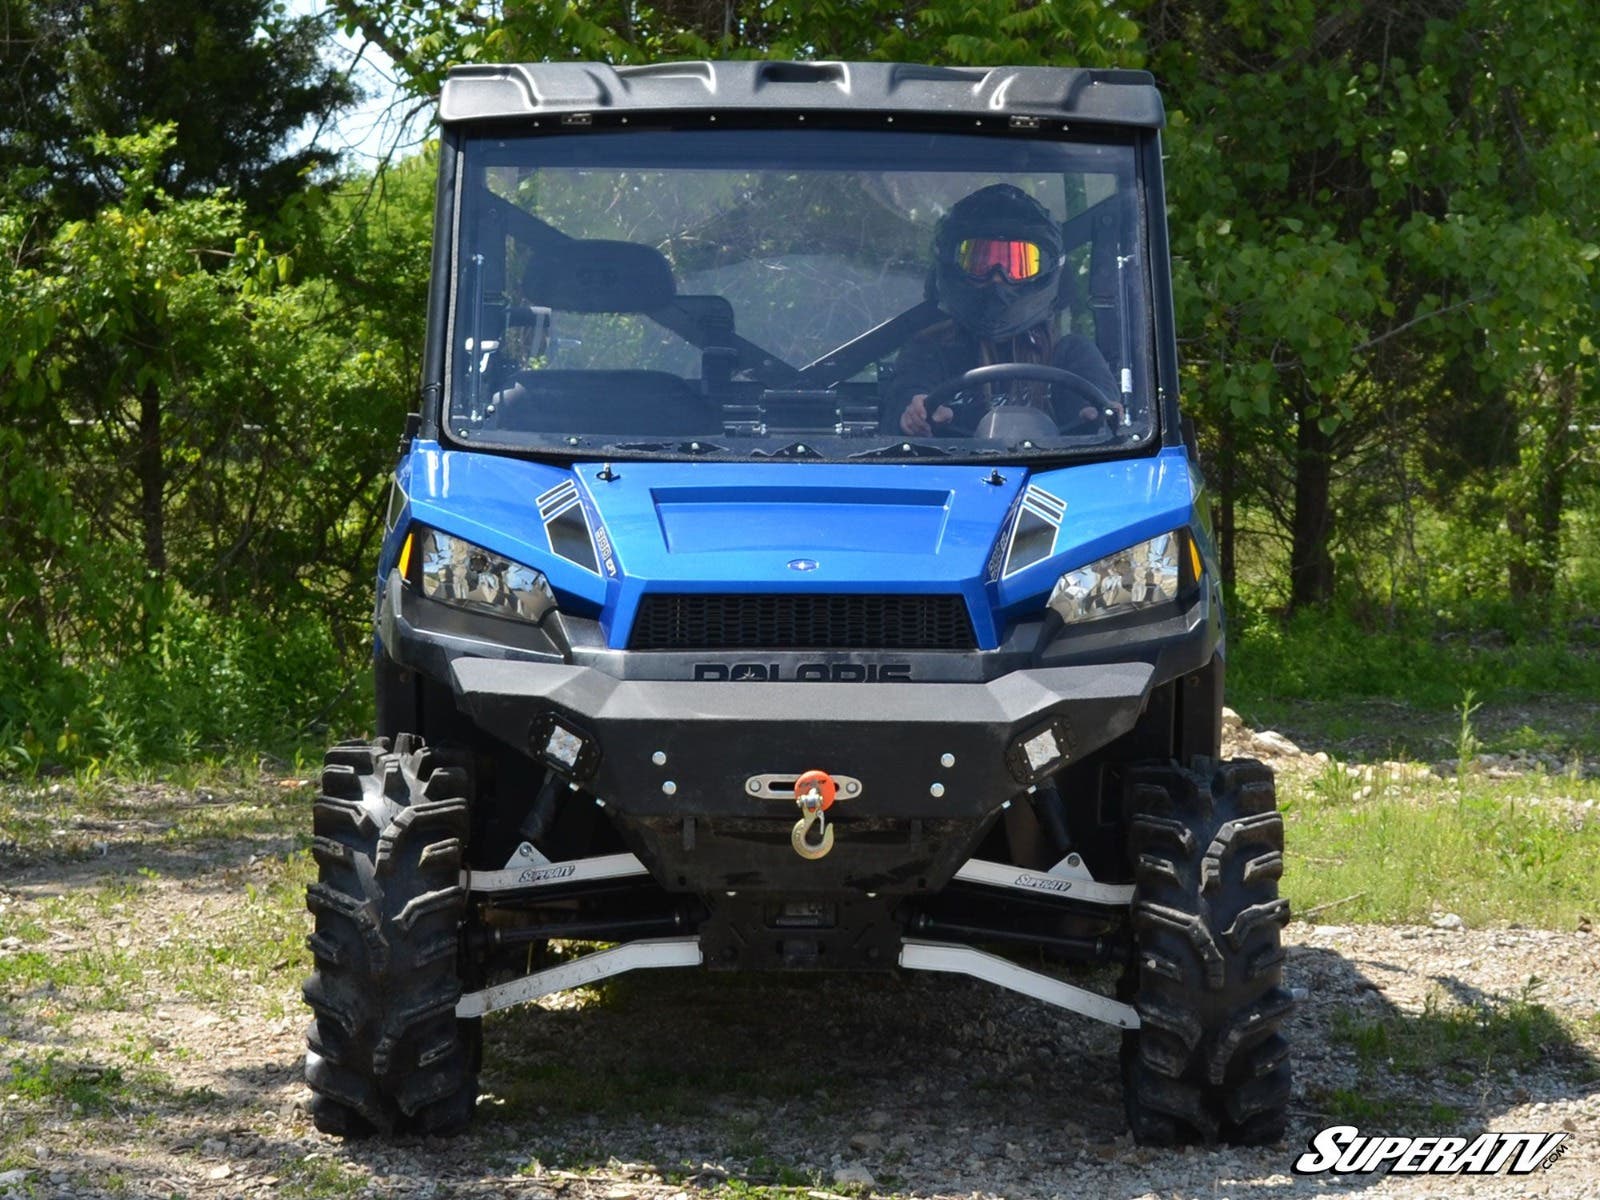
[439,61,1164,129]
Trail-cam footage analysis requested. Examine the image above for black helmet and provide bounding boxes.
[932,184,1064,338]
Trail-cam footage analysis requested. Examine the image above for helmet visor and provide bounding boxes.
[954,237,1046,282]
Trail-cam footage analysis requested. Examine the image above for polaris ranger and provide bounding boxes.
[302,60,1291,1146]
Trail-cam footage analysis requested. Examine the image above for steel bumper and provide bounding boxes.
[450,656,1154,820]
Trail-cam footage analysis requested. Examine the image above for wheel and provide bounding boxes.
[1120,757,1292,1145]
[302,735,481,1137]
[920,362,1111,420]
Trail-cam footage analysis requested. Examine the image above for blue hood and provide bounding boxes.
[396,443,1197,649]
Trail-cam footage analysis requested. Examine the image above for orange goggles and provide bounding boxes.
[954,237,1046,282]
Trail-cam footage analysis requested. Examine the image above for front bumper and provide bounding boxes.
[450,655,1154,893]
[374,569,1218,896]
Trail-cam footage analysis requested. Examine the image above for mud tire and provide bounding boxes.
[1121,757,1292,1145]
[302,735,480,1137]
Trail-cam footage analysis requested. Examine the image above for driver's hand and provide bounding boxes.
[900,394,954,437]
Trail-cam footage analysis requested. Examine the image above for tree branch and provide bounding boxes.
[1352,293,1490,356]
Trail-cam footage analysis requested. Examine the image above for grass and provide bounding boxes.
[0,849,313,1012]
[1278,756,1600,929]
[708,1173,839,1199]
[279,1156,368,1199]
[1,1051,214,1121]
[1231,605,1600,708]
[1335,981,1559,1076]
[1228,603,1600,767]
[0,829,310,1193]
[1319,1087,1464,1126]
[485,1057,797,1118]
[507,1146,826,1195]
[1217,607,1600,928]
[739,1157,822,1189]
[1309,978,1584,1125]
[0,759,315,867]
[5,1055,134,1113]
[1234,693,1600,765]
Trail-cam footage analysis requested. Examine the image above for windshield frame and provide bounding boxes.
[430,114,1169,468]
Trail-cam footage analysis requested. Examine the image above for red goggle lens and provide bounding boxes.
[955,237,1045,281]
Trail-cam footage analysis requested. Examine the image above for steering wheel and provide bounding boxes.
[921,364,1113,424]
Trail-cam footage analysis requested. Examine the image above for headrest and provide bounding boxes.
[522,239,676,313]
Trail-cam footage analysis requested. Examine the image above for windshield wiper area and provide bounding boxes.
[750,441,825,459]
[602,441,730,456]
[847,441,957,460]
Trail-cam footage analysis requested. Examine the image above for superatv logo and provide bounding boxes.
[692,662,912,682]
[517,863,576,885]
[1014,872,1073,893]
[1293,1125,1568,1176]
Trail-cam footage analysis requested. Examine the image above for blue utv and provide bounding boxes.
[302,60,1292,1147]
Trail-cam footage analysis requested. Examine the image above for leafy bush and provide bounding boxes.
[1,589,369,774]
[0,130,401,774]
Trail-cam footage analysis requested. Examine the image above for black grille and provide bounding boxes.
[629,593,977,651]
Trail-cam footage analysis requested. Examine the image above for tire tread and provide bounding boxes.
[301,737,480,1137]
[1122,757,1293,1146]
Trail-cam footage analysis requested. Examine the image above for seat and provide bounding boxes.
[486,238,717,436]
[488,370,714,436]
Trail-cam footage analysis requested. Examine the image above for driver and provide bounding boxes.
[892,183,1121,438]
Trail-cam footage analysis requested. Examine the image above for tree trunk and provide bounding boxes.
[1217,408,1237,595]
[137,376,165,579]
[1506,368,1576,604]
[1289,397,1334,611]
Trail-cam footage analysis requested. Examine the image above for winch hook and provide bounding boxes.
[791,769,837,860]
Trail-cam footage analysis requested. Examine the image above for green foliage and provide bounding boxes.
[1281,762,1600,929]
[0,769,319,867]
[1157,0,1600,609]
[1232,604,1600,708]
[0,128,413,770]
[327,0,1141,100]
[0,0,356,217]
[89,598,363,765]
[280,1158,369,1200]
[1455,689,1483,798]
[0,848,314,1007]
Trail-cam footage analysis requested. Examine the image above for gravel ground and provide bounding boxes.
[2,736,1599,1198]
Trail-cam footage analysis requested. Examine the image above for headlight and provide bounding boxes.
[1046,531,1189,626]
[411,527,556,623]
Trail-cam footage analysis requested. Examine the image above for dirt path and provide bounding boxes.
[2,775,1599,1199]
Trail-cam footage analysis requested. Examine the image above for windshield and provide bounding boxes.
[446,127,1155,462]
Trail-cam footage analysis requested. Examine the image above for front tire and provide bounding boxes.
[302,736,480,1136]
[1121,758,1292,1145]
